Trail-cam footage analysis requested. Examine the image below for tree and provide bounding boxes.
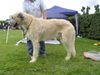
[81,6,86,15]
[94,4,100,13]
[86,6,90,14]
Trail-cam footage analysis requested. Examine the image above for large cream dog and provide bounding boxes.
[9,12,76,63]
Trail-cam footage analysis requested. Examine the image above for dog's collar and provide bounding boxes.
[27,19,33,30]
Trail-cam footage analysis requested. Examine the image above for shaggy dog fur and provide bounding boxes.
[9,12,76,63]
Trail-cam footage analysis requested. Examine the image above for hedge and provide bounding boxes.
[69,13,100,40]
[78,13,100,40]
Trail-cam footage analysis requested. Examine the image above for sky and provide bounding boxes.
[0,0,100,20]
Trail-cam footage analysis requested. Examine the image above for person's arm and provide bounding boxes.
[23,0,29,13]
[40,0,47,19]
[43,10,47,19]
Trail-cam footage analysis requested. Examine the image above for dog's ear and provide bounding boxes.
[18,13,24,20]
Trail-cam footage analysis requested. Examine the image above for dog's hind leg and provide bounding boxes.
[61,31,76,60]
[30,39,40,63]
[68,32,76,58]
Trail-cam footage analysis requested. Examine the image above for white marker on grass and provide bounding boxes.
[6,26,10,44]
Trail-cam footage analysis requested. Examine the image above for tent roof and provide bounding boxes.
[47,12,68,19]
[47,6,78,16]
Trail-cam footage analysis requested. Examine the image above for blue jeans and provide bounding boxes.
[27,40,45,56]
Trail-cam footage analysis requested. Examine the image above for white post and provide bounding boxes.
[6,26,10,44]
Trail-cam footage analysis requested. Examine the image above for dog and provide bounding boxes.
[8,12,76,63]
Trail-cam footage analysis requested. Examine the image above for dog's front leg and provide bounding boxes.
[30,39,39,63]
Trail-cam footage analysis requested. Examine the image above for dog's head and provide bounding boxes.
[8,12,25,27]
[8,12,34,30]
[7,12,33,35]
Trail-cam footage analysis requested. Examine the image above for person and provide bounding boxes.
[23,0,47,57]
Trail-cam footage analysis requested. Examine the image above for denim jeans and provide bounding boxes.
[27,40,45,56]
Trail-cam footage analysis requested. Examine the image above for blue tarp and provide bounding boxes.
[47,12,68,19]
[47,6,78,19]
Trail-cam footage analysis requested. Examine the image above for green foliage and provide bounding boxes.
[0,30,100,75]
[0,20,7,25]
[78,13,100,40]
[94,4,100,13]
[66,13,100,40]
[81,6,86,15]
[81,6,91,15]
[86,6,90,14]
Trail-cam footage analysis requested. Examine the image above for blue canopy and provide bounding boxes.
[47,12,68,19]
[47,6,78,17]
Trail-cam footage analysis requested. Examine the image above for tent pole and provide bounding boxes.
[74,14,79,36]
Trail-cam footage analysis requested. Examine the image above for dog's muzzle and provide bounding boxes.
[5,19,20,29]
[6,19,16,26]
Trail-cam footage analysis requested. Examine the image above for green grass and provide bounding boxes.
[0,30,100,75]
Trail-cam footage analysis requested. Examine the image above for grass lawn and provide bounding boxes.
[0,30,100,75]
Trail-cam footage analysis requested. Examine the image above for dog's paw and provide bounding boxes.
[15,44,19,46]
[15,42,19,46]
[65,56,71,61]
[30,59,36,63]
[30,57,37,63]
